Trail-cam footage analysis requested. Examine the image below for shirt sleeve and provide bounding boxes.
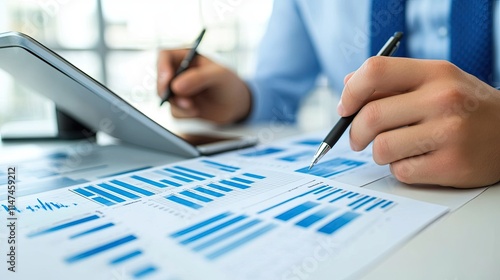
[246,0,321,123]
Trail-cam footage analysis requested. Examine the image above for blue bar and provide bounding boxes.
[275,201,319,221]
[180,215,247,245]
[353,197,377,210]
[321,159,365,178]
[166,195,202,210]
[329,191,353,203]
[165,168,205,181]
[38,198,50,211]
[295,158,366,178]
[174,166,215,178]
[180,191,213,203]
[201,160,240,171]
[170,212,232,238]
[348,196,370,207]
[241,147,284,157]
[348,193,359,198]
[85,186,125,203]
[231,177,254,184]
[160,179,182,187]
[317,189,343,201]
[70,223,115,239]
[28,215,100,238]
[318,212,361,235]
[109,250,143,265]
[195,187,224,197]
[73,188,94,197]
[295,139,322,146]
[93,197,115,206]
[242,173,266,179]
[206,224,277,260]
[65,235,138,264]
[132,265,157,279]
[314,186,332,194]
[98,183,140,200]
[258,185,328,214]
[220,168,237,172]
[366,199,387,212]
[219,180,250,189]
[193,219,262,252]
[296,207,336,228]
[278,151,312,162]
[153,170,170,177]
[171,175,193,183]
[110,180,155,196]
[207,183,232,192]
[99,166,152,178]
[131,175,167,188]
[381,201,393,209]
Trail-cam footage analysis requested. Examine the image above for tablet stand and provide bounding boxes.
[0,107,96,142]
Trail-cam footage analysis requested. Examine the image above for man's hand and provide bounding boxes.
[339,57,500,188]
[157,49,252,125]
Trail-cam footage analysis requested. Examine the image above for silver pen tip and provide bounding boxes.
[309,142,331,171]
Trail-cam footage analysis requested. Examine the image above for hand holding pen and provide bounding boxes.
[156,30,253,124]
[159,29,206,106]
[309,32,404,169]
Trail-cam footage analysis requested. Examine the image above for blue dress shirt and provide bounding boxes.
[246,0,500,123]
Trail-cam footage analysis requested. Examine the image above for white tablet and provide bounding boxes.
[0,32,257,157]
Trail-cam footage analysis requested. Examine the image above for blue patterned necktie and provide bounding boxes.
[370,0,408,57]
[370,0,493,85]
[450,0,493,84]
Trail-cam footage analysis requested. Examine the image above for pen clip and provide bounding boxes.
[387,41,400,57]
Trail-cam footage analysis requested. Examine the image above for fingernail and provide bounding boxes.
[177,98,191,110]
[337,101,344,116]
[159,71,170,82]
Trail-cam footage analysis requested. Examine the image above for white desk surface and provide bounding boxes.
[1,123,498,280]
[360,184,500,280]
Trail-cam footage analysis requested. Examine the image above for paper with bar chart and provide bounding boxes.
[213,131,391,187]
[0,156,447,280]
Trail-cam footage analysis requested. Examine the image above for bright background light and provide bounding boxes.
[0,0,336,134]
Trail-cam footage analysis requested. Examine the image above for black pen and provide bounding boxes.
[160,28,206,106]
[309,32,404,170]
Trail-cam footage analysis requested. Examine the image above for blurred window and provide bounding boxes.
[0,0,273,128]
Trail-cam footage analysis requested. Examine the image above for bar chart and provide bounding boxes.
[240,147,285,157]
[169,183,397,262]
[163,171,294,211]
[293,139,322,146]
[70,159,307,216]
[11,157,448,280]
[296,157,366,178]
[169,211,277,261]
[278,150,315,162]
[260,185,394,240]
[70,159,242,207]
[25,212,164,279]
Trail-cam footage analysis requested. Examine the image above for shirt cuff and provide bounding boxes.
[244,79,276,123]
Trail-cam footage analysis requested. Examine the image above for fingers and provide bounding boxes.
[389,150,457,186]
[370,121,442,165]
[170,64,220,97]
[170,97,199,119]
[157,49,189,98]
[339,57,428,116]
[349,90,428,150]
